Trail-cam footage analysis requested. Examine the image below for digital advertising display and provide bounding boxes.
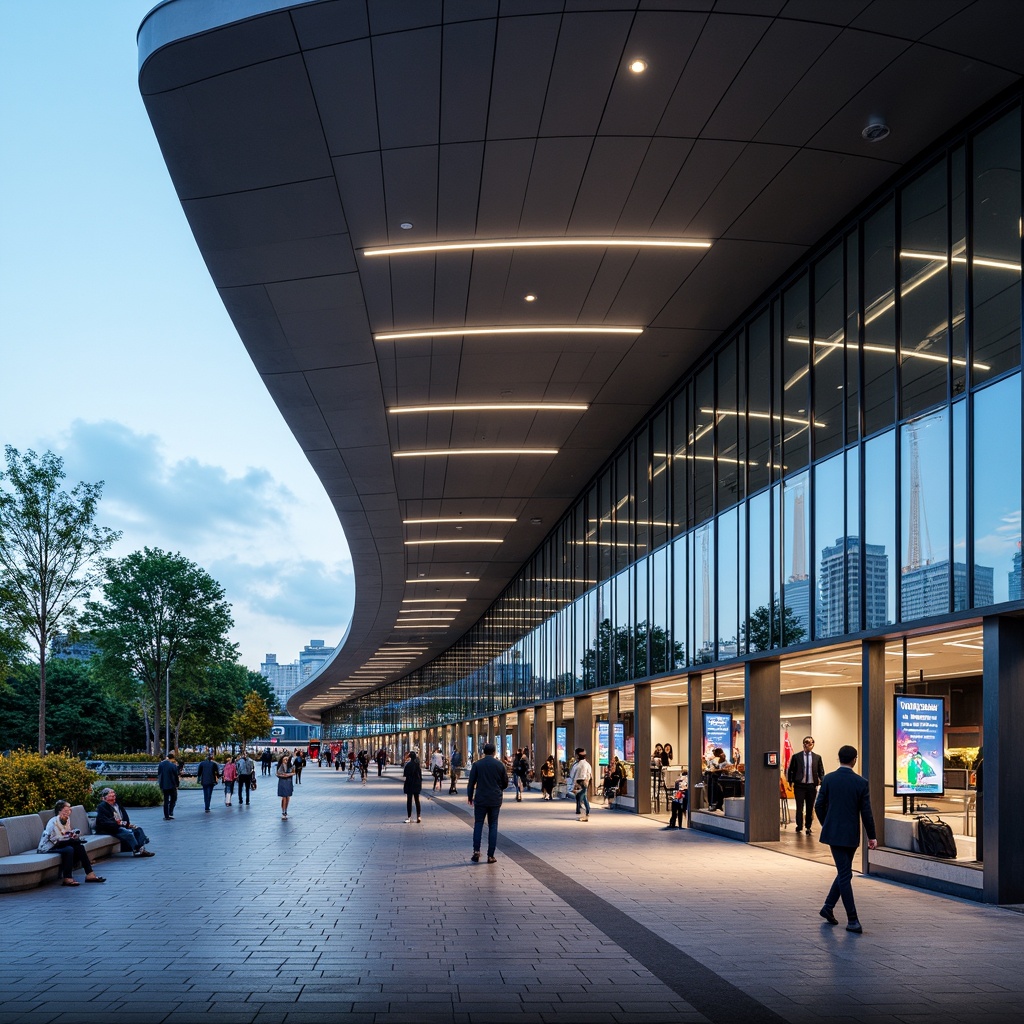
[556,726,567,767]
[597,721,609,765]
[703,711,733,760]
[613,722,625,762]
[894,694,945,796]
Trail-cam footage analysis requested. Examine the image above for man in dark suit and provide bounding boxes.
[467,742,509,863]
[787,736,824,834]
[814,745,877,933]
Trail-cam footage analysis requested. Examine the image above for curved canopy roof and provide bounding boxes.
[139,0,1024,723]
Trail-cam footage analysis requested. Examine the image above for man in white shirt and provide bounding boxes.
[430,746,446,791]
[567,748,593,821]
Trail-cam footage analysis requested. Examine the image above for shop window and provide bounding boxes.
[971,109,1021,384]
[972,374,1020,605]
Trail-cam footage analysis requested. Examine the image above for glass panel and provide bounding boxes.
[747,312,772,494]
[771,481,782,646]
[900,159,949,418]
[863,201,897,435]
[899,409,951,621]
[863,430,895,625]
[650,546,669,675]
[717,506,739,659]
[671,388,689,533]
[782,273,811,473]
[651,409,669,550]
[693,365,715,523]
[973,374,1020,605]
[672,535,688,669]
[952,399,968,610]
[951,146,967,393]
[597,472,613,582]
[691,522,715,663]
[633,561,647,681]
[585,485,599,592]
[813,243,845,458]
[846,230,861,444]
[717,338,740,508]
[814,453,846,638]
[971,109,1021,384]
[781,470,811,645]
[614,450,632,573]
[635,431,650,559]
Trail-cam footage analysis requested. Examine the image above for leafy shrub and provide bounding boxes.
[91,753,159,763]
[91,780,163,807]
[0,750,97,816]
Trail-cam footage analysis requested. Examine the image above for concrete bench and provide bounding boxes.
[0,806,121,893]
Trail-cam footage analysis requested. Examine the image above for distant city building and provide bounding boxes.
[261,639,336,707]
[784,577,811,642]
[1010,544,1022,601]
[50,634,99,661]
[818,537,889,636]
[900,561,994,620]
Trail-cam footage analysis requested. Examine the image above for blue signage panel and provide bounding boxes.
[703,711,733,760]
[894,695,944,796]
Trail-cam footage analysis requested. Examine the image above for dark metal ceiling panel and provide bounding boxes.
[291,0,369,48]
[520,138,594,236]
[440,19,497,143]
[305,40,380,155]
[487,14,561,139]
[374,27,442,150]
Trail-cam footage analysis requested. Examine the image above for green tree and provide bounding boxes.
[85,548,237,754]
[246,668,280,714]
[742,599,806,652]
[0,447,120,753]
[581,619,684,687]
[232,690,274,750]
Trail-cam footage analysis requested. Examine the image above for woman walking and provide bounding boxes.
[403,750,423,823]
[276,754,295,819]
[540,755,556,800]
[223,756,237,805]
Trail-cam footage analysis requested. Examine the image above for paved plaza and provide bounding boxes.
[2,764,1022,1024]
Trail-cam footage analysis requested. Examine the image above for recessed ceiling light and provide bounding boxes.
[375,326,642,341]
[524,294,537,302]
[400,222,414,229]
[363,236,711,257]
[629,59,648,74]
[862,122,890,142]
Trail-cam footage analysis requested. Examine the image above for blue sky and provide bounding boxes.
[1,4,354,670]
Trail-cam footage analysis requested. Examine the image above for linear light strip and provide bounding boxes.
[403,517,516,524]
[389,403,588,414]
[406,577,480,583]
[402,597,468,603]
[394,448,557,457]
[404,538,503,545]
[375,326,641,341]
[363,237,712,257]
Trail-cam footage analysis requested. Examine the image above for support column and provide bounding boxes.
[553,701,565,785]
[534,703,550,774]
[498,714,507,758]
[687,673,703,816]
[982,615,1024,904]
[861,639,886,864]
[607,689,620,759]
[634,683,652,814]
[574,695,593,762]
[517,710,530,759]
[745,659,781,843]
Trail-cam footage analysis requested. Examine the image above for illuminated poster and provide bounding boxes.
[613,722,625,761]
[556,726,567,767]
[703,712,733,760]
[894,695,944,796]
[597,721,609,765]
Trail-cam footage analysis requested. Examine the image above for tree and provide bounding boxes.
[0,447,120,753]
[232,690,274,750]
[581,619,685,687]
[246,668,280,715]
[742,599,806,652]
[85,548,237,755]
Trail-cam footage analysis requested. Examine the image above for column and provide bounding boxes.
[574,694,593,762]
[553,701,565,788]
[982,615,1024,904]
[607,688,620,759]
[534,703,550,773]
[517,709,530,760]
[861,638,886,863]
[634,683,652,814]
[687,672,703,815]
[745,659,780,843]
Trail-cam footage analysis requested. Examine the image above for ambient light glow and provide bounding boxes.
[404,538,503,546]
[362,237,711,257]
[389,403,588,414]
[403,517,516,524]
[394,448,558,458]
[374,326,641,341]
[405,577,480,583]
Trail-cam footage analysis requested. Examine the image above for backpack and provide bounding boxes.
[916,815,957,858]
[450,751,463,768]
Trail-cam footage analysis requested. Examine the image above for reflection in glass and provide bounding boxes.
[635,430,650,560]
[718,507,739,660]
[973,374,1019,604]
[864,431,895,625]
[899,409,951,621]
[951,146,967,391]
[815,454,846,638]
[672,536,687,669]
[691,523,715,663]
[747,312,772,494]
[900,159,949,418]
[782,274,810,473]
[813,243,845,458]
[651,410,669,549]
[863,201,897,435]
[846,447,860,630]
[971,110,1021,384]
[953,400,968,610]
[693,365,715,524]
[845,230,860,444]
[717,338,741,509]
[782,471,811,644]
[650,547,669,674]
[672,387,689,532]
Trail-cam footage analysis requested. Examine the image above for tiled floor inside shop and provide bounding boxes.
[1,765,1019,1024]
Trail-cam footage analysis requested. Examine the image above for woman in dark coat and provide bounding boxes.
[403,750,423,823]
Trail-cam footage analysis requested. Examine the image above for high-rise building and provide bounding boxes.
[901,561,994,620]
[262,641,337,707]
[818,538,889,637]
[1010,544,1022,601]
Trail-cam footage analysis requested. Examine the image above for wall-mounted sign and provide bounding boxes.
[894,695,944,796]
[597,721,610,765]
[556,726,567,766]
[703,712,733,761]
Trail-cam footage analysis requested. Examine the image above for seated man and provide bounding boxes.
[95,788,154,857]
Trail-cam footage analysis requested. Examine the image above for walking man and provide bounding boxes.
[787,736,824,835]
[567,748,593,821]
[157,751,180,820]
[448,746,463,794]
[236,750,255,805]
[814,744,877,934]
[467,742,508,863]
[195,751,221,812]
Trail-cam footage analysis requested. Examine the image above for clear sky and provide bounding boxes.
[0,4,354,670]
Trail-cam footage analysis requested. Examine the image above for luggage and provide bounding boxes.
[916,815,957,858]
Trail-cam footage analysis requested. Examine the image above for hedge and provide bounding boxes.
[0,750,98,816]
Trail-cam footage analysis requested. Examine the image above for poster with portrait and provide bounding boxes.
[703,711,733,762]
[597,721,609,765]
[894,695,944,796]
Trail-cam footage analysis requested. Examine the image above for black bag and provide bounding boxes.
[916,815,957,858]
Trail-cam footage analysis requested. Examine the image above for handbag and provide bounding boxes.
[250,779,257,790]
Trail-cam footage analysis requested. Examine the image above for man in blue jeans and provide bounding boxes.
[467,743,508,863]
[194,752,221,812]
[95,788,154,856]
